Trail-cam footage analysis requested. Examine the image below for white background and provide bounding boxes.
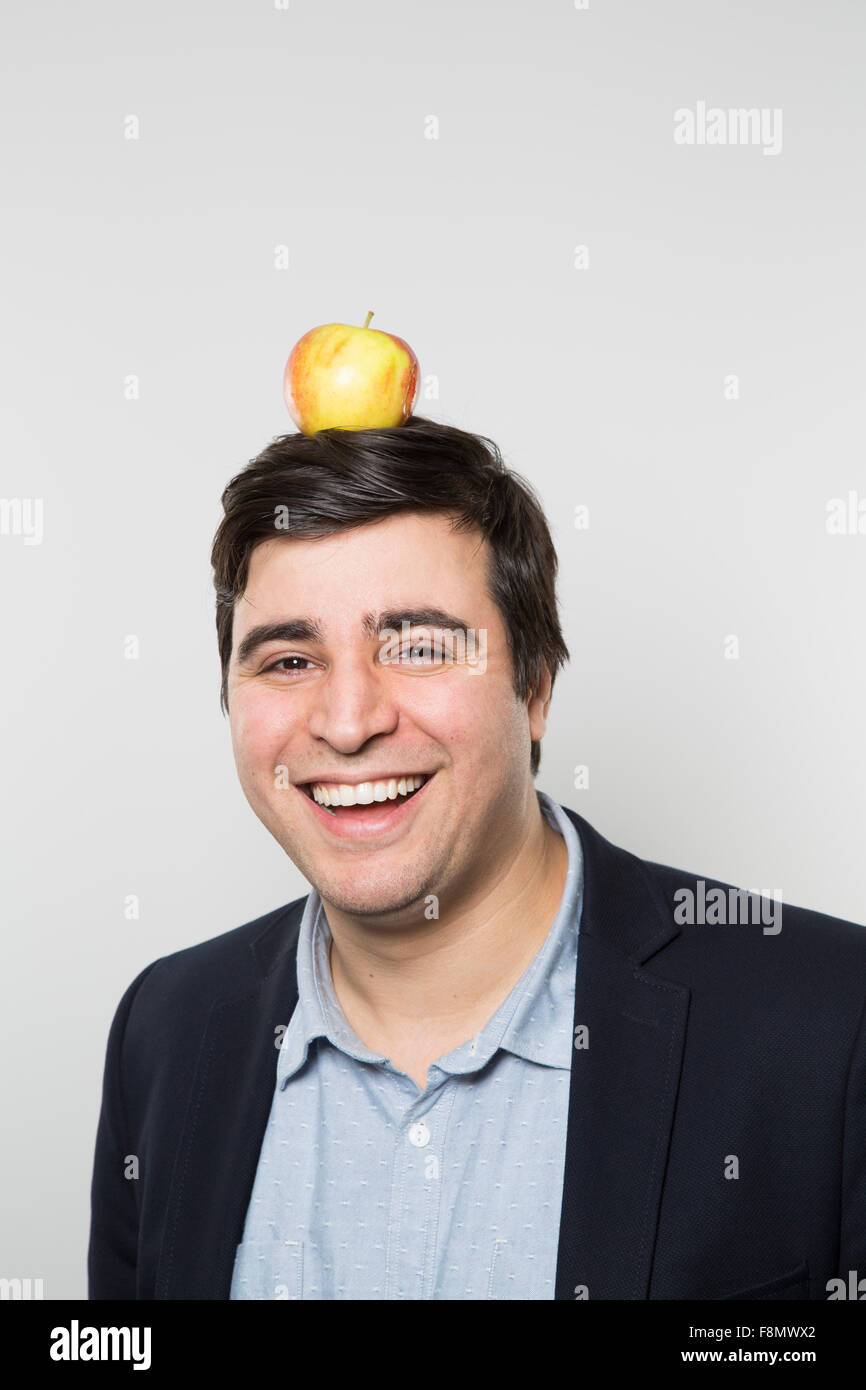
[1,0,864,1298]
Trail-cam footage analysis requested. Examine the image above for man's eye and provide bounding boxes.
[401,642,448,663]
[261,656,315,675]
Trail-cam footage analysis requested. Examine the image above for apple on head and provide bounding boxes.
[284,312,420,435]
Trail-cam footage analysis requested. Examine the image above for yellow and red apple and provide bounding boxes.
[283,312,420,435]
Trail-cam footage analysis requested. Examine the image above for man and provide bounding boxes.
[88,417,866,1300]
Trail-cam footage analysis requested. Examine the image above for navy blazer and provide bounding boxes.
[88,807,866,1300]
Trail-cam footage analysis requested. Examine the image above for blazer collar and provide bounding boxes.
[553,807,689,1299]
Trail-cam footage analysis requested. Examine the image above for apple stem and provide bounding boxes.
[363,310,374,329]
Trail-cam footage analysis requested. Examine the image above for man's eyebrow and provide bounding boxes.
[234,609,474,666]
[235,619,324,667]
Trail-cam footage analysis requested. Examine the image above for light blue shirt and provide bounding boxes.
[230,790,584,1300]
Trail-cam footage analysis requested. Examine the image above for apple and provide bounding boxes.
[283,312,421,435]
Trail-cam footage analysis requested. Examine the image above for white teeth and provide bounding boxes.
[310,774,427,807]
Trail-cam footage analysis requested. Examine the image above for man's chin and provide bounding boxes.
[262,816,443,923]
[314,874,437,926]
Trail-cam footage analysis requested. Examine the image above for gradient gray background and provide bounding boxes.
[2,0,864,1299]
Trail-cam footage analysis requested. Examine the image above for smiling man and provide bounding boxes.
[88,417,866,1301]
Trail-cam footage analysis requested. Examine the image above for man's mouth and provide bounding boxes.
[302,773,431,818]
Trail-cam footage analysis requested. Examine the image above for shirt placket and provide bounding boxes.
[383,1069,454,1299]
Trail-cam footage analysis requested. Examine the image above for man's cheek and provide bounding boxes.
[439,689,503,761]
[231,720,279,795]
[412,678,481,746]
[231,692,289,754]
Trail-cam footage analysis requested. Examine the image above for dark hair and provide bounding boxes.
[210,416,570,777]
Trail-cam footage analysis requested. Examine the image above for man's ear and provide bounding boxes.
[527,664,554,742]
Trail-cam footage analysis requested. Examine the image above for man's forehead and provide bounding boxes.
[232,521,492,652]
[242,517,487,592]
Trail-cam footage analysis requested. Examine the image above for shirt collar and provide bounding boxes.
[277,891,383,1087]
[279,789,583,1087]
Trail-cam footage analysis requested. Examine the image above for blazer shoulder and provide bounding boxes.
[560,801,866,965]
[116,894,308,1035]
[644,852,866,963]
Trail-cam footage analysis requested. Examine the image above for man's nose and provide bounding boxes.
[304,656,400,752]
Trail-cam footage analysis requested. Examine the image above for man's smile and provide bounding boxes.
[295,770,436,839]
[303,772,431,808]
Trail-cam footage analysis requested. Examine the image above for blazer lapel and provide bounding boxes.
[155,904,304,1299]
[555,810,690,1300]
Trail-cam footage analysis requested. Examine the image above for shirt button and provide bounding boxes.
[408,1121,430,1147]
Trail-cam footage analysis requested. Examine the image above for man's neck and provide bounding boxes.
[324,801,570,1081]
